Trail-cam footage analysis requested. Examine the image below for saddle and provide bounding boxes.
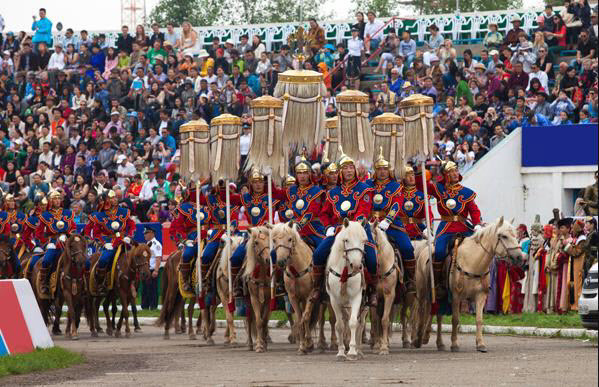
[89,245,124,296]
[177,259,198,299]
[36,255,63,300]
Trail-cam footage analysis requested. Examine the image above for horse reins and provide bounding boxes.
[458,230,522,279]
[329,240,364,281]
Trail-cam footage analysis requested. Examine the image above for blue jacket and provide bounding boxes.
[32,18,53,44]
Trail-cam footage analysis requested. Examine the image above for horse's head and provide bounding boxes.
[271,222,298,269]
[490,216,524,263]
[0,235,11,269]
[334,218,368,272]
[248,226,271,264]
[63,234,88,272]
[130,243,152,280]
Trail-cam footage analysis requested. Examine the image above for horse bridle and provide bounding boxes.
[459,231,523,279]
[329,239,365,280]
[273,236,295,268]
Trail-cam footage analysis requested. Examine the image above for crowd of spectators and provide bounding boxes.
[0,5,597,220]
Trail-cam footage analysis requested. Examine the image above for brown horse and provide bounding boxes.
[0,235,15,279]
[156,248,204,340]
[88,243,151,337]
[59,234,89,340]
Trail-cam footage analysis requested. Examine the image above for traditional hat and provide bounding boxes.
[48,190,62,199]
[295,156,311,173]
[442,160,458,174]
[321,158,338,174]
[284,176,297,187]
[373,147,390,169]
[249,169,265,182]
[338,149,355,168]
[404,165,414,175]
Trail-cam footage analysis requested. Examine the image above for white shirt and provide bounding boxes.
[364,20,385,40]
[347,37,364,57]
[38,150,54,166]
[239,133,251,156]
[527,70,548,92]
[139,178,158,201]
[48,51,66,70]
[117,162,136,187]
[147,237,162,270]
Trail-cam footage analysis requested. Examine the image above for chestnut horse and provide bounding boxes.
[0,236,15,279]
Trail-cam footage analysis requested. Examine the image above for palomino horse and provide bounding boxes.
[59,234,89,340]
[272,222,315,354]
[88,243,151,337]
[369,223,399,355]
[0,235,15,279]
[326,219,368,361]
[243,226,273,353]
[215,235,245,346]
[156,248,202,340]
[413,217,523,352]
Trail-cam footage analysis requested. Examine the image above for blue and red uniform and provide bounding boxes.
[397,183,432,240]
[0,209,26,275]
[84,206,135,270]
[36,208,77,269]
[284,183,326,247]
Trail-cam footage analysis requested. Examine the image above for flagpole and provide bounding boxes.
[226,179,234,312]
[267,174,275,310]
[196,181,205,309]
[421,161,436,306]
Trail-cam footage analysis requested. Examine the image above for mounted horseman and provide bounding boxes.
[311,151,379,306]
[35,190,77,297]
[0,193,27,277]
[21,194,48,279]
[85,190,136,293]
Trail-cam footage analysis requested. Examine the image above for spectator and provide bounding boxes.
[399,31,416,66]
[489,125,507,148]
[504,16,524,46]
[31,8,52,52]
[364,11,384,55]
[547,14,567,55]
[483,22,503,50]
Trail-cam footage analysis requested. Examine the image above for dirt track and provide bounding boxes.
[3,325,597,386]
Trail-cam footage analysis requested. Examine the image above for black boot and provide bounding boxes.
[39,267,51,296]
[200,263,211,291]
[309,265,325,302]
[433,261,446,298]
[95,267,107,293]
[230,266,243,298]
[403,259,416,292]
[367,275,379,307]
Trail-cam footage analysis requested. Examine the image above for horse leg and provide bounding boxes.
[475,292,488,353]
[436,313,445,350]
[52,297,63,335]
[379,293,394,355]
[131,301,141,332]
[329,297,346,361]
[402,292,414,348]
[450,294,461,352]
[249,292,265,352]
[288,296,305,354]
[186,299,196,340]
[64,289,77,340]
[111,297,117,331]
[346,292,362,360]
[328,304,338,351]
[202,304,214,344]
[245,307,255,351]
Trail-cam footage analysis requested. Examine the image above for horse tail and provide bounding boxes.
[155,253,181,327]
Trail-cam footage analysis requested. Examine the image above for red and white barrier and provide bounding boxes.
[0,279,53,356]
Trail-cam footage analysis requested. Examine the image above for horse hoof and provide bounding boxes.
[347,353,358,361]
[437,344,446,351]
[329,343,338,351]
[450,345,459,352]
[358,351,365,360]
[106,330,113,337]
[115,331,121,338]
[91,331,98,338]
[97,327,104,333]
[477,345,488,353]
[336,354,347,362]
[206,338,215,346]
[163,334,170,340]
[71,335,79,341]
[255,347,265,353]
[288,334,296,344]
[403,341,411,349]
[125,332,131,338]
[378,349,389,355]
[189,334,197,340]
[134,327,142,333]
[297,349,307,356]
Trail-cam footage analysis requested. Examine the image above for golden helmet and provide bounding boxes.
[295,156,311,173]
[404,165,414,175]
[442,161,458,174]
[284,175,297,187]
[249,169,265,182]
[48,190,62,200]
[374,146,389,169]
[321,158,338,174]
[338,148,355,168]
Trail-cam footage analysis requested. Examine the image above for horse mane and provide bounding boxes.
[371,224,394,268]
[218,235,244,274]
[244,226,270,278]
[329,221,366,268]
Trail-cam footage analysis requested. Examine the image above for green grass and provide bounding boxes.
[432,312,583,329]
[136,306,582,329]
[0,347,84,378]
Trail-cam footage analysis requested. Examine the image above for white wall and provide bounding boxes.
[462,128,596,226]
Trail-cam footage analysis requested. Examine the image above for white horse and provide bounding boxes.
[326,219,368,361]
[413,216,523,352]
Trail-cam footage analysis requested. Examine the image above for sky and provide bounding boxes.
[2,0,545,33]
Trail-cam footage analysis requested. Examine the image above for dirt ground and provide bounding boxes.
[3,325,597,387]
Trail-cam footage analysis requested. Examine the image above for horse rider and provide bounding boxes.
[320,158,339,190]
[170,185,211,293]
[85,190,135,293]
[366,150,416,285]
[22,194,48,278]
[35,190,77,297]
[312,152,379,306]
[276,176,297,222]
[226,170,285,296]
[283,157,326,249]
[419,161,482,292]
[397,165,431,240]
[0,193,26,276]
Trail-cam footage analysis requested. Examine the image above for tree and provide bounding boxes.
[351,0,396,18]
[148,0,226,27]
[227,0,324,24]
[351,0,522,16]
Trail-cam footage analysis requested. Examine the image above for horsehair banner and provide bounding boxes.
[323,117,339,164]
[179,119,211,182]
[273,69,326,151]
[372,113,406,178]
[398,94,434,160]
[248,96,287,185]
[337,89,373,167]
[210,114,241,183]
